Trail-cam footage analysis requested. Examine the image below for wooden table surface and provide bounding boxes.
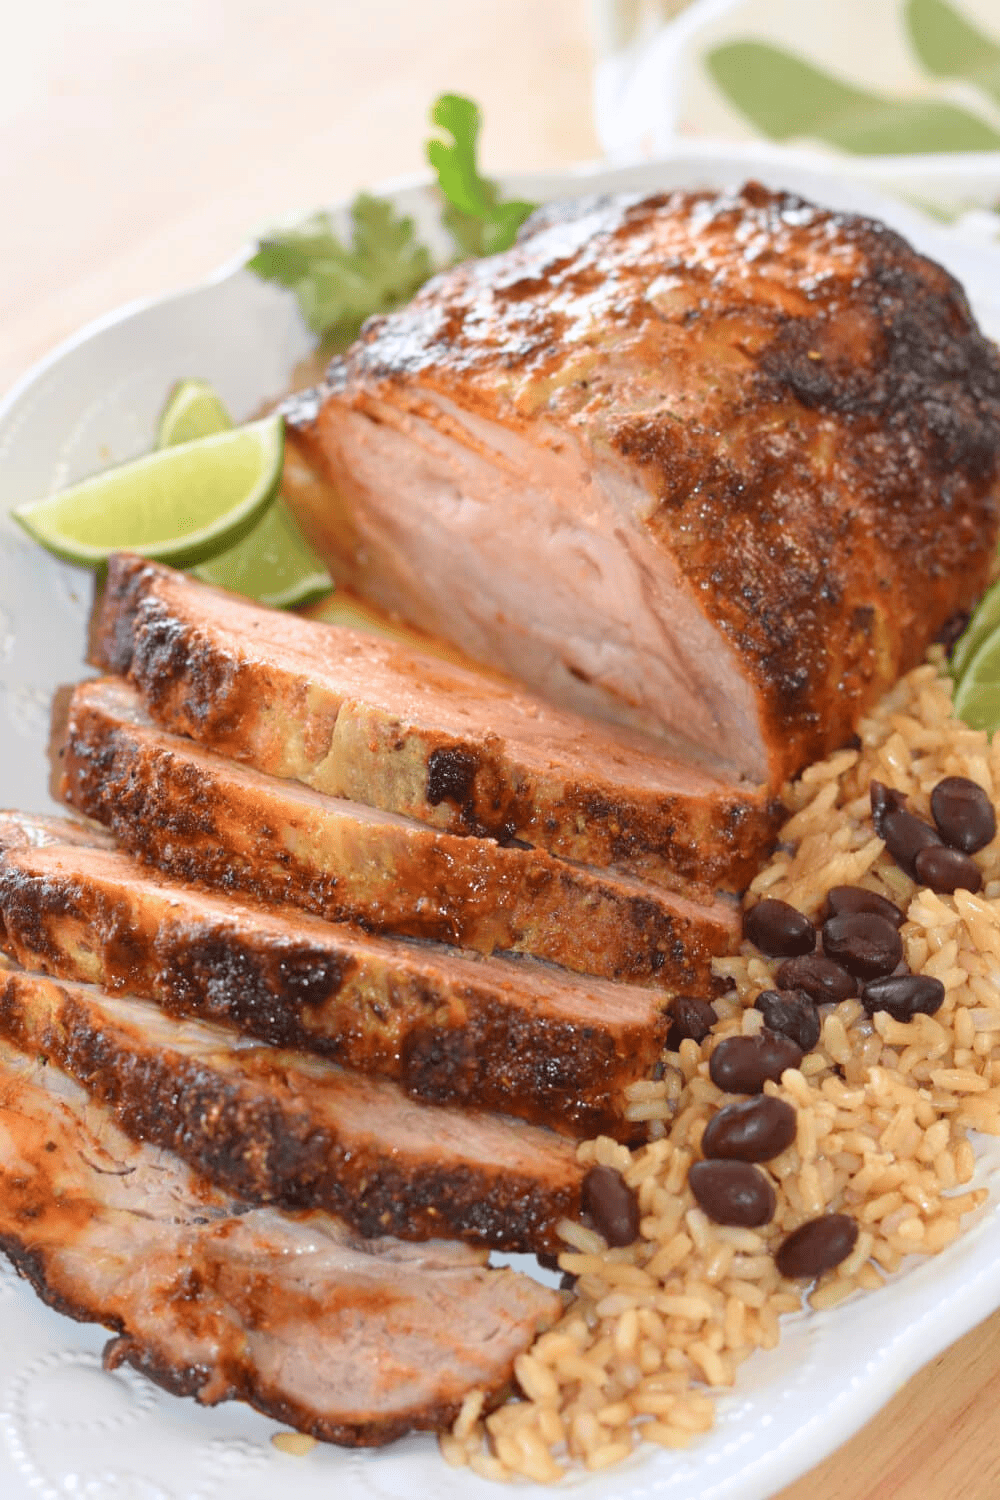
[6,4,999,1496]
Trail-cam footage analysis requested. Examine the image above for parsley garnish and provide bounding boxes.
[246,93,537,348]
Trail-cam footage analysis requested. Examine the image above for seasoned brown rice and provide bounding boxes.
[442,652,1000,1481]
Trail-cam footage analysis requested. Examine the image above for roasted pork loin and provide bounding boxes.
[0,1027,560,1443]
[93,553,780,892]
[56,678,740,988]
[0,965,584,1252]
[0,811,671,1136]
[284,184,1000,787]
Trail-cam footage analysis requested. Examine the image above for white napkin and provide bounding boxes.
[591,0,1000,235]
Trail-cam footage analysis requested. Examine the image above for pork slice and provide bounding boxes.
[0,821,670,1137]
[0,965,583,1253]
[92,553,780,892]
[283,185,1000,788]
[56,678,740,990]
[0,1029,560,1444]
[0,808,114,854]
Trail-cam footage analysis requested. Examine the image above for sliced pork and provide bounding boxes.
[56,678,740,989]
[0,1027,560,1444]
[0,807,113,853]
[284,184,1000,787]
[0,813,671,1136]
[93,553,780,892]
[0,965,583,1252]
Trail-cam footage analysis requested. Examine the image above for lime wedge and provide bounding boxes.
[157,378,234,447]
[12,415,284,569]
[193,497,333,608]
[951,578,1000,682]
[153,376,333,609]
[953,622,1000,733]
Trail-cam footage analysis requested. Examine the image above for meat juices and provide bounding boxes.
[285,185,1000,789]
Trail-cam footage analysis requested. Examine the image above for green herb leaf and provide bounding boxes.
[426,93,536,257]
[247,195,433,348]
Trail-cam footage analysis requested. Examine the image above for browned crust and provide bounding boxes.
[55,679,740,990]
[91,554,781,893]
[0,967,584,1253]
[0,838,671,1138]
[295,184,1000,785]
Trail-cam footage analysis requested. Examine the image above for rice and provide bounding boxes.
[444,652,1000,1481]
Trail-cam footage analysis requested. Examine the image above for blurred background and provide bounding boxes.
[8,0,1000,394]
[4,0,598,395]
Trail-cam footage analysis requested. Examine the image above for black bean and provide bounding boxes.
[688,1160,776,1227]
[870,780,909,834]
[860,973,946,1023]
[701,1096,798,1163]
[581,1165,640,1247]
[666,994,717,1052]
[821,912,903,980]
[913,844,983,895]
[775,1214,858,1279]
[743,898,815,958]
[930,776,997,854]
[754,989,821,1053]
[935,610,971,657]
[881,807,943,879]
[709,1032,804,1094]
[775,952,856,1003]
[824,885,904,929]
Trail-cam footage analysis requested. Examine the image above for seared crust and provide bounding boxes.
[293,184,1000,784]
[0,967,584,1253]
[0,1035,560,1444]
[0,826,671,1138]
[56,679,740,990]
[92,554,781,893]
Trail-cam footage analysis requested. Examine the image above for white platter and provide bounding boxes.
[2,148,1000,1500]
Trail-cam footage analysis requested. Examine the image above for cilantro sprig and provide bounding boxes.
[247,93,537,349]
[247,194,432,348]
[426,94,536,258]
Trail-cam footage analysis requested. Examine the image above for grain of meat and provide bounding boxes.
[443,655,1000,1481]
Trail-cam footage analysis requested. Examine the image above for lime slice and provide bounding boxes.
[157,378,234,447]
[154,376,333,609]
[952,622,1000,732]
[193,497,332,608]
[12,415,284,569]
[950,578,1000,683]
